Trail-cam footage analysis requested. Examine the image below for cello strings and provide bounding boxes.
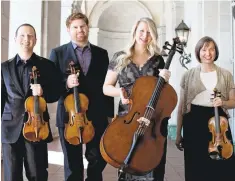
[148,79,164,107]
[136,79,165,136]
[138,87,162,136]
[138,108,153,136]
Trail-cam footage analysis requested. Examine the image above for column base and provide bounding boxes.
[167,125,177,140]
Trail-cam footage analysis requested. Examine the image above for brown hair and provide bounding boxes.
[66,12,89,27]
[15,23,37,38]
[195,36,219,62]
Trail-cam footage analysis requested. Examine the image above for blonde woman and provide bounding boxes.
[103,17,171,181]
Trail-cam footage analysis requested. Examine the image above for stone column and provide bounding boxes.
[1,1,10,62]
[231,0,235,144]
[41,1,62,137]
[164,0,186,140]
[60,0,74,45]
[8,0,43,57]
[89,27,99,46]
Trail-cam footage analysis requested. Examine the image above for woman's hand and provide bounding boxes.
[175,134,184,151]
[159,69,171,82]
[120,87,130,105]
[212,97,223,107]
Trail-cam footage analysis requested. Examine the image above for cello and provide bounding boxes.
[208,88,233,160]
[23,66,49,142]
[64,62,95,145]
[100,38,182,175]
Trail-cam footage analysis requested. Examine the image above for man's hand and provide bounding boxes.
[30,84,43,96]
[67,74,79,88]
[107,117,113,123]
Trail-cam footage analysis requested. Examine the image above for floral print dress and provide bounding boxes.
[108,51,166,181]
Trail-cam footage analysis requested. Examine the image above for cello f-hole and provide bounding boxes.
[124,112,140,124]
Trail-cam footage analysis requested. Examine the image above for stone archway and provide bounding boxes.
[89,0,152,28]
[88,0,152,57]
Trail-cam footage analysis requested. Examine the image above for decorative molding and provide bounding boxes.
[98,29,130,39]
[232,0,235,19]
[71,0,82,13]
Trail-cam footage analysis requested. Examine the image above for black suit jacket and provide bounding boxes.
[1,54,61,143]
[49,42,114,128]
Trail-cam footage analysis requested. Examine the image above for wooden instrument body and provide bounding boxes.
[64,93,95,145]
[100,76,177,175]
[208,115,233,159]
[23,66,49,142]
[208,88,233,160]
[24,96,49,142]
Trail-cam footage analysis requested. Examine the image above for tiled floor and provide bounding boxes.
[1,138,185,181]
[47,137,185,181]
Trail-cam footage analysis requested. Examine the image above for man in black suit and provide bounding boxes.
[49,12,114,181]
[1,24,61,181]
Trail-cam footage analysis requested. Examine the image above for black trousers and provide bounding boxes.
[59,125,107,181]
[183,104,235,181]
[2,134,48,181]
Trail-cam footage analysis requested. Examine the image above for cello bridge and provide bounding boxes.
[137,117,150,126]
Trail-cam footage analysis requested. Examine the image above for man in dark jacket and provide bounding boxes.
[49,12,114,181]
[1,23,61,181]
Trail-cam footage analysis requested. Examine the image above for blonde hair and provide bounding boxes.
[115,17,161,72]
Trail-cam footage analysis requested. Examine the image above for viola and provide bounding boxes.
[208,88,233,160]
[64,62,95,145]
[23,66,49,142]
[100,38,182,175]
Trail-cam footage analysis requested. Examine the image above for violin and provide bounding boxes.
[64,62,95,145]
[23,66,49,142]
[208,88,233,160]
[100,38,182,175]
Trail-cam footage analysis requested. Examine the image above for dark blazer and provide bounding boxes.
[1,54,61,143]
[49,42,114,128]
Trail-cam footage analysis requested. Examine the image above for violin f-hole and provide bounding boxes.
[124,112,140,124]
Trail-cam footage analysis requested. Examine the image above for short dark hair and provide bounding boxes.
[195,36,219,62]
[15,23,37,38]
[66,12,89,27]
